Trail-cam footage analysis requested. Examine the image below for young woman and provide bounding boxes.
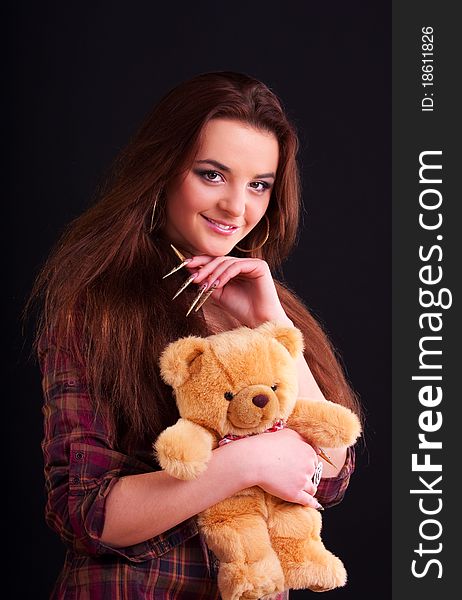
[28,71,361,598]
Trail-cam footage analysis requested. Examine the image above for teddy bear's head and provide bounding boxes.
[159,320,304,438]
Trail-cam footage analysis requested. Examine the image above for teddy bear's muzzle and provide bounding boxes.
[227,388,279,430]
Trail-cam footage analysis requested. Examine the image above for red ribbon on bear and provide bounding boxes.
[218,419,286,447]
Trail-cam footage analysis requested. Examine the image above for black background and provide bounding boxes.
[6,2,390,598]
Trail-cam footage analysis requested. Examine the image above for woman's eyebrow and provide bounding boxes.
[195,159,275,179]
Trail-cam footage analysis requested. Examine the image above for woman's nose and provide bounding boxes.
[218,189,247,216]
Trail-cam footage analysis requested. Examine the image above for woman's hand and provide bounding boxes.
[233,428,323,509]
[185,254,290,328]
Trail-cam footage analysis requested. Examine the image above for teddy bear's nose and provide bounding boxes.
[252,394,269,408]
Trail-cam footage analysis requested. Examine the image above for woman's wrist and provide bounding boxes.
[253,310,294,328]
[218,436,261,489]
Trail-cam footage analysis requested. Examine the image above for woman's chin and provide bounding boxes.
[166,232,240,258]
[194,237,237,257]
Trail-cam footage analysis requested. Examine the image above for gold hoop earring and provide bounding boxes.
[149,190,162,233]
[235,214,270,252]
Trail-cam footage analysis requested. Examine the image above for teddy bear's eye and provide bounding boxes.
[271,384,278,391]
[224,391,234,401]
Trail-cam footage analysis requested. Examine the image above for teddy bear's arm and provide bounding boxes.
[154,418,216,480]
[286,398,361,449]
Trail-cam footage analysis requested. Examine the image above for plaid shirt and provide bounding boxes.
[38,334,355,599]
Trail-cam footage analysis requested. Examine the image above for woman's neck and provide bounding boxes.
[201,301,242,334]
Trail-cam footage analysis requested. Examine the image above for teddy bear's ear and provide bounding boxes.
[257,320,305,358]
[159,336,209,388]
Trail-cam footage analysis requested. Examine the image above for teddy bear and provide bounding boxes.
[154,320,361,600]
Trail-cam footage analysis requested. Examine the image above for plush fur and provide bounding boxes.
[154,320,361,600]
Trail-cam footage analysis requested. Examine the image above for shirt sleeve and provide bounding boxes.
[38,333,198,561]
[314,445,356,509]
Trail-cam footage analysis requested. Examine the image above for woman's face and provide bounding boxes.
[163,118,279,257]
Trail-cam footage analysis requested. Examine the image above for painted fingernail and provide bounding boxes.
[172,272,198,300]
[186,284,209,316]
[317,447,337,468]
[162,258,193,279]
[193,280,219,313]
[170,243,187,262]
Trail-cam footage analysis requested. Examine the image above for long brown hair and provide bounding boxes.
[25,71,361,453]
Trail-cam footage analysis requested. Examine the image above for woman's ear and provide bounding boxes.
[256,320,305,358]
[159,336,208,388]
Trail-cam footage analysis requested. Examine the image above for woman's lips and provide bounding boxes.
[201,215,240,235]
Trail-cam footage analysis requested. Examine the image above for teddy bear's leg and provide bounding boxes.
[198,491,286,600]
[267,498,347,592]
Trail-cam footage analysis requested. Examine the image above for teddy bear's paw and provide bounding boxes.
[154,421,213,480]
[160,456,208,480]
[331,405,362,447]
[218,556,285,600]
[284,553,347,592]
[289,400,361,449]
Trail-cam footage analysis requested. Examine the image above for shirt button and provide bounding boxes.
[75,451,84,460]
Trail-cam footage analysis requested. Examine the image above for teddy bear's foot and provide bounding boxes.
[218,555,285,600]
[283,549,347,592]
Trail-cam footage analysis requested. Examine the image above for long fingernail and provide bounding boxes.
[170,243,187,262]
[186,284,208,316]
[194,280,219,312]
[316,502,324,511]
[317,447,337,469]
[172,272,198,300]
[162,258,192,279]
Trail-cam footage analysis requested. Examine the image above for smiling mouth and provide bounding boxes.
[202,215,241,231]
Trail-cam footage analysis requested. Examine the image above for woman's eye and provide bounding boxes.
[197,170,271,193]
[250,181,271,193]
[198,170,223,183]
